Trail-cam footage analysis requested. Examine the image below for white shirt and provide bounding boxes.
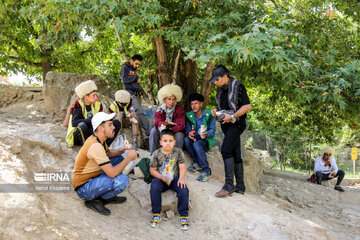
[314,156,338,174]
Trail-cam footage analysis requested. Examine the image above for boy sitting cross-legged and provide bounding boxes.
[149,128,190,230]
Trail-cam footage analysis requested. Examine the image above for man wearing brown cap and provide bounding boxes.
[210,65,251,197]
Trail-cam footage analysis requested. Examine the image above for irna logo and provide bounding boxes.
[34,172,70,182]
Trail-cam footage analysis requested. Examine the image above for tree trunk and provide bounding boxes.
[178,51,198,111]
[153,35,171,87]
[200,61,215,108]
[145,72,156,105]
[41,61,51,94]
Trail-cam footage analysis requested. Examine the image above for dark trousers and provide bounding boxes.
[220,123,245,191]
[150,177,189,216]
[184,137,211,173]
[73,119,121,146]
[220,124,244,162]
[316,170,345,186]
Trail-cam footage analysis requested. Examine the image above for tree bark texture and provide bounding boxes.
[145,72,156,105]
[200,61,215,108]
[178,51,198,111]
[154,35,171,87]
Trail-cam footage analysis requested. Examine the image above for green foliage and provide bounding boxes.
[0,0,358,153]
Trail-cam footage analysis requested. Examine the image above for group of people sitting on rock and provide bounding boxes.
[68,54,345,230]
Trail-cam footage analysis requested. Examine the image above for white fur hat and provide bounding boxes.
[115,90,131,103]
[321,147,335,156]
[75,80,97,99]
[157,83,183,104]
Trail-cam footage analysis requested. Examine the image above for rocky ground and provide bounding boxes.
[0,85,360,240]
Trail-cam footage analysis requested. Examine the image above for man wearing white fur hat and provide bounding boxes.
[314,147,345,192]
[149,84,185,155]
[109,90,151,149]
[66,80,121,147]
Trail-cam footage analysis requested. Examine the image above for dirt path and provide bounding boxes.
[0,99,359,240]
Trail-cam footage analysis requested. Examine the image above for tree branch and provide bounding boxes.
[5,55,42,68]
[171,49,181,83]
[113,22,129,61]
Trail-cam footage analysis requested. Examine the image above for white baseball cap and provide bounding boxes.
[91,112,116,132]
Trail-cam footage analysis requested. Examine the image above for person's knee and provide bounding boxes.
[337,170,345,176]
[77,121,88,132]
[150,127,158,136]
[113,119,121,130]
[177,186,189,197]
[315,171,322,177]
[193,141,205,151]
[113,174,129,192]
[184,137,192,146]
[150,178,163,193]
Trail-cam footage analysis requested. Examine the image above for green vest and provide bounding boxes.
[66,100,102,147]
[185,109,215,148]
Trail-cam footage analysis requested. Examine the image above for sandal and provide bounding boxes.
[180,216,190,230]
[149,213,162,228]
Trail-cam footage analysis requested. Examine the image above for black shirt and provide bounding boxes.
[220,84,250,129]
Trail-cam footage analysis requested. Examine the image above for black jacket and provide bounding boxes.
[120,62,144,95]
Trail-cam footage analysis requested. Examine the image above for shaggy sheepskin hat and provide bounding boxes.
[321,147,335,156]
[157,83,183,104]
[75,80,97,99]
[115,90,131,103]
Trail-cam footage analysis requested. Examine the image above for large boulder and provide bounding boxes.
[43,72,115,115]
[128,179,178,212]
[0,84,42,108]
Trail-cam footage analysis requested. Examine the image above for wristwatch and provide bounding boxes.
[231,115,237,123]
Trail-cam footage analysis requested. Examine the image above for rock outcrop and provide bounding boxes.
[43,72,115,115]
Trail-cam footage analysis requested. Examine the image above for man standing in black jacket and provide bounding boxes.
[210,65,251,198]
[120,54,144,105]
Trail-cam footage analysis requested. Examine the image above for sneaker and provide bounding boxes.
[196,171,211,182]
[100,196,127,205]
[334,186,345,192]
[188,163,201,172]
[149,213,162,228]
[180,216,190,230]
[84,200,111,215]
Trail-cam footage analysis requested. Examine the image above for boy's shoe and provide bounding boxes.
[196,171,211,182]
[100,196,127,205]
[334,186,345,192]
[180,216,190,230]
[188,163,201,172]
[85,200,111,215]
[149,213,162,228]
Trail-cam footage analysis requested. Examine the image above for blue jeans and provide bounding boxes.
[184,137,211,173]
[150,177,189,216]
[76,155,129,200]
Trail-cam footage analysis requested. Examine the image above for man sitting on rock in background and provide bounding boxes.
[72,112,138,215]
[314,147,345,192]
[185,93,216,182]
[121,54,144,106]
[109,90,151,149]
[65,80,120,147]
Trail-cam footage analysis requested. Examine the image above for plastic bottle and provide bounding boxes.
[199,125,206,139]
[191,125,196,141]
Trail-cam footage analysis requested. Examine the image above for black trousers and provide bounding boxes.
[220,123,245,163]
[315,170,345,186]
